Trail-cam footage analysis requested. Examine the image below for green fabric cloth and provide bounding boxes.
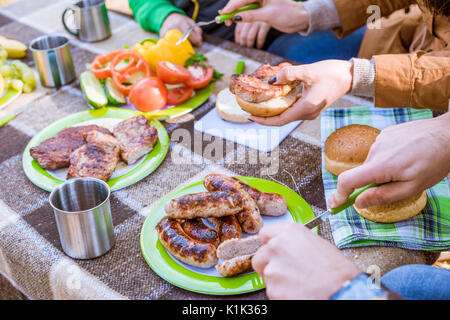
[129,0,185,34]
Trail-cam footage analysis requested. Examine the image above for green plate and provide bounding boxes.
[140,176,317,295]
[22,107,169,192]
[0,88,21,109]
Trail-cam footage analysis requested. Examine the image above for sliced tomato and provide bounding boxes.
[110,50,152,96]
[185,64,213,89]
[129,77,168,112]
[90,50,124,79]
[156,61,190,84]
[167,85,194,105]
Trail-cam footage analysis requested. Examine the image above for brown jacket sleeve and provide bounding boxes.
[374,50,450,110]
[332,0,416,38]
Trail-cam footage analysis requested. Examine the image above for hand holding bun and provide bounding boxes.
[329,113,450,223]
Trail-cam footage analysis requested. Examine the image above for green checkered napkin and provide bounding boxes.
[321,106,450,250]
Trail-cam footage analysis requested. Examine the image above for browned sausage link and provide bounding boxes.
[219,215,242,242]
[203,174,263,234]
[155,217,217,268]
[164,191,243,219]
[180,218,220,247]
[231,177,287,216]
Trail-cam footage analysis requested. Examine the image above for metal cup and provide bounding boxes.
[29,34,76,88]
[62,0,111,42]
[49,178,115,260]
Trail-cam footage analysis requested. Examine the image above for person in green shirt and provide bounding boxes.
[128,0,283,49]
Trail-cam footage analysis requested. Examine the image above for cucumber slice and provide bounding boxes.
[80,70,108,109]
[105,78,126,106]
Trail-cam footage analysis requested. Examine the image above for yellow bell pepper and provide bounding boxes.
[132,29,195,72]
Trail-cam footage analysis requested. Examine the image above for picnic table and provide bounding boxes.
[0,0,440,300]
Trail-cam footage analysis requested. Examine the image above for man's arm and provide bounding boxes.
[373,51,450,110]
[128,0,185,33]
[332,0,416,38]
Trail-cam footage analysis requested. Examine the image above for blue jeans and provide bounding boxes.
[381,264,450,300]
[267,28,366,64]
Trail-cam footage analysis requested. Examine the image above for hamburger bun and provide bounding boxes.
[236,86,299,117]
[324,124,380,176]
[216,88,251,123]
[354,191,427,223]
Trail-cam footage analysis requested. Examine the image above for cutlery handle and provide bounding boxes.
[330,183,382,214]
[215,3,261,23]
[0,113,15,127]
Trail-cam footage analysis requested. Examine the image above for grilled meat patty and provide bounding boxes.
[229,62,299,103]
[29,125,112,170]
[113,115,158,165]
[67,130,121,181]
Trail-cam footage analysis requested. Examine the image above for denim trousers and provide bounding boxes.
[267,27,367,63]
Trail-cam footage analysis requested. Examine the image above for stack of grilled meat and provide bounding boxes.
[30,115,158,181]
[156,174,287,277]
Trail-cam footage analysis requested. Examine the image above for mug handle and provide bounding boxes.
[62,6,80,37]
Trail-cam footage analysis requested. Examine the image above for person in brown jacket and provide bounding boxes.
[221,0,449,113]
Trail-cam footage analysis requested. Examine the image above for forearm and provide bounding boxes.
[373,52,450,110]
[128,0,185,33]
[332,0,416,38]
[299,0,342,35]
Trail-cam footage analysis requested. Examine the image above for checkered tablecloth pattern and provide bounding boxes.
[0,0,443,300]
[321,106,450,251]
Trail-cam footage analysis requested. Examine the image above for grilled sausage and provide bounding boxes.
[219,215,242,242]
[231,177,287,216]
[180,218,220,247]
[156,217,218,268]
[216,254,253,277]
[164,191,243,219]
[203,174,263,234]
[216,235,261,261]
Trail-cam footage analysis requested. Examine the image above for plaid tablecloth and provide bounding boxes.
[321,107,450,251]
[0,0,442,300]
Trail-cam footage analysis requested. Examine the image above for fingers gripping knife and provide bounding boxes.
[176,3,261,45]
[304,183,381,229]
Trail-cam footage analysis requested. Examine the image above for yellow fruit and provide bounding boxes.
[0,74,5,97]
[0,36,27,59]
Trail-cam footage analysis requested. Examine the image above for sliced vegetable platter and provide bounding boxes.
[80,30,221,121]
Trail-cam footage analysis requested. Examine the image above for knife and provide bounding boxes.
[304,183,381,229]
[176,3,261,45]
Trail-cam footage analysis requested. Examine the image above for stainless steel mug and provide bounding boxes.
[49,178,115,260]
[62,0,111,42]
[29,34,76,88]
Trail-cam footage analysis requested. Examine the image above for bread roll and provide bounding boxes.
[354,191,427,223]
[324,124,380,176]
[236,86,299,117]
[216,88,252,123]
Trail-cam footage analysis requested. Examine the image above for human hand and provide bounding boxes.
[329,113,450,209]
[250,60,354,126]
[252,223,361,299]
[220,0,309,33]
[160,13,202,46]
[234,21,271,49]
